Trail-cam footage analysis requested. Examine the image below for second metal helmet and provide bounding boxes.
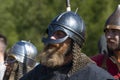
[9,40,38,66]
[104,5,120,31]
[42,11,86,47]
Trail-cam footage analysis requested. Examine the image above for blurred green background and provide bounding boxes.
[1,0,120,56]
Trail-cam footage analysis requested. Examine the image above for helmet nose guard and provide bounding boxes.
[42,11,86,47]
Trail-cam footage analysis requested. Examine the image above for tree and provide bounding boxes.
[0,0,120,56]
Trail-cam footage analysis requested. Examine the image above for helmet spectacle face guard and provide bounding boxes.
[42,25,69,45]
[5,55,17,64]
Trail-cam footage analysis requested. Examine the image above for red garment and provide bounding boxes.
[91,54,119,79]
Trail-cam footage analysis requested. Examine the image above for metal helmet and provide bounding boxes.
[104,5,120,31]
[42,11,86,47]
[9,40,38,67]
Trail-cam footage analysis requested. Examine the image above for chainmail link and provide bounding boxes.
[68,43,94,76]
[15,62,23,80]
[16,62,33,80]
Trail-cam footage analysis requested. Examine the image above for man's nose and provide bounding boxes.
[50,36,56,40]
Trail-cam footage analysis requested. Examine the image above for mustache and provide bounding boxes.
[44,44,60,49]
[40,44,61,58]
[39,44,65,67]
[107,38,116,43]
[43,43,63,53]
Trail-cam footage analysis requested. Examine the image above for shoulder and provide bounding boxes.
[86,63,114,80]
[91,54,105,60]
[91,54,105,66]
[69,63,114,80]
[20,64,42,80]
[91,54,105,62]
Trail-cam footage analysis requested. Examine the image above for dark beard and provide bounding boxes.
[39,43,70,68]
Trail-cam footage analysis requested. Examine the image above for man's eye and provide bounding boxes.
[57,32,66,37]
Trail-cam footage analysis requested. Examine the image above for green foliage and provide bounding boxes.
[0,0,120,56]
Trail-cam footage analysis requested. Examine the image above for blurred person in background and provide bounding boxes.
[92,4,120,80]
[3,40,38,80]
[0,33,7,80]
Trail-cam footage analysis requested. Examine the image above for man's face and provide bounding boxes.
[105,29,120,50]
[40,30,72,67]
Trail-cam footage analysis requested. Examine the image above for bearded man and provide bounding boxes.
[20,10,114,80]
